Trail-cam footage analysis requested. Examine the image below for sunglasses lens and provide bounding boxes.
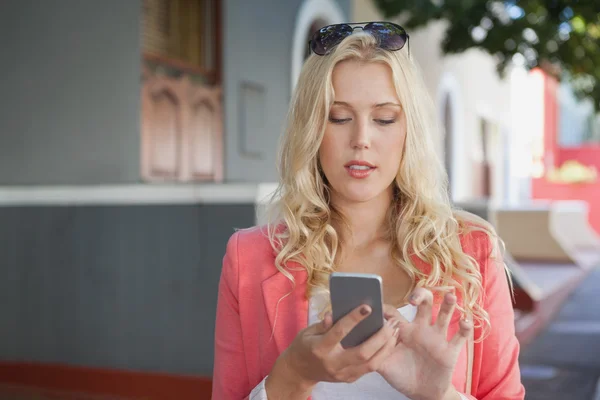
[310,24,353,55]
[364,22,407,51]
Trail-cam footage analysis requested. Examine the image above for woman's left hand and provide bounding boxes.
[377,288,472,400]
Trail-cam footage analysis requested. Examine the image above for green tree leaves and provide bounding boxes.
[373,0,600,110]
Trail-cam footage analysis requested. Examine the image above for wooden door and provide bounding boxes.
[141,71,223,182]
[141,73,184,181]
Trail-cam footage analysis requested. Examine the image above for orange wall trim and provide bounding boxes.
[0,362,212,399]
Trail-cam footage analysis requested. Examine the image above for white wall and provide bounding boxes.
[224,0,351,182]
[351,1,513,203]
[291,0,347,92]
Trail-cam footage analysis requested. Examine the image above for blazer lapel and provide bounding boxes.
[261,263,309,354]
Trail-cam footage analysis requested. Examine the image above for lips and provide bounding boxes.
[344,160,376,168]
[344,160,376,179]
[347,165,373,171]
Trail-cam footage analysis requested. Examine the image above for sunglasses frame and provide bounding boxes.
[307,21,410,56]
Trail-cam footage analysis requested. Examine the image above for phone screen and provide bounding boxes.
[329,272,384,348]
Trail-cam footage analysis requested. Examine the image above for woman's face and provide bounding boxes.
[319,60,407,205]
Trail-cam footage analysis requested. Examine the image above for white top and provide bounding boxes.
[249,294,470,399]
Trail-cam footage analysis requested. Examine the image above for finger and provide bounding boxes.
[410,288,434,325]
[383,304,402,320]
[323,311,333,330]
[343,318,399,365]
[435,292,457,336]
[449,317,473,349]
[367,324,401,373]
[320,304,372,349]
[336,324,400,383]
[306,312,333,335]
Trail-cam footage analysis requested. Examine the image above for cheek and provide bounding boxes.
[381,132,406,169]
[319,130,341,167]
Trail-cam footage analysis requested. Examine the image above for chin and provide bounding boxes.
[335,182,388,204]
[341,192,377,203]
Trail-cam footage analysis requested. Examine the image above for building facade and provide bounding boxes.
[0,0,350,382]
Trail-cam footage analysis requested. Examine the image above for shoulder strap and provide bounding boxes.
[465,311,474,396]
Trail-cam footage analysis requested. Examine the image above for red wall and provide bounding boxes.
[0,362,213,400]
[530,70,600,234]
[532,178,600,234]
[556,146,600,171]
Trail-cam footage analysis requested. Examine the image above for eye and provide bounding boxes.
[329,117,352,124]
[375,119,396,125]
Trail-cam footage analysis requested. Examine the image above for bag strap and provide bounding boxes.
[465,310,474,396]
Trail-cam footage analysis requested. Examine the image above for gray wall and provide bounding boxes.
[0,0,352,185]
[223,0,351,182]
[0,0,142,185]
[0,204,256,376]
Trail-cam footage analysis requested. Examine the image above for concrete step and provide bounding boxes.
[513,263,593,347]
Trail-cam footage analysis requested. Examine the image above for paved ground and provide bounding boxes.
[520,266,600,399]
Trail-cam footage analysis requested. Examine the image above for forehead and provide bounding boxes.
[330,60,400,105]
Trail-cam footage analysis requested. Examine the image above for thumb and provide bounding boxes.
[323,311,333,330]
[313,311,333,334]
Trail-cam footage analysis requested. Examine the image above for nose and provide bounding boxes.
[350,119,371,149]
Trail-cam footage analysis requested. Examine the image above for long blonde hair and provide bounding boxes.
[266,32,510,341]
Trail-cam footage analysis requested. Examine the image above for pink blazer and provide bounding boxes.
[212,225,526,399]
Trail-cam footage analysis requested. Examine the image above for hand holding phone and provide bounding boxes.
[267,272,400,393]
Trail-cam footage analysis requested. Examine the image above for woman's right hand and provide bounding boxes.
[265,304,400,398]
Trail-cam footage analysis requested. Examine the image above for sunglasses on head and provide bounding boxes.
[308,21,410,56]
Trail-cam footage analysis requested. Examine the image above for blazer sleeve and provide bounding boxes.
[469,233,526,399]
[212,231,253,400]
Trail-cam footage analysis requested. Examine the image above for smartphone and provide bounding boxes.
[329,272,384,348]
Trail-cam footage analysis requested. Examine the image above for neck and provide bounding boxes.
[331,189,393,248]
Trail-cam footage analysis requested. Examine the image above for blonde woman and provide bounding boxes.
[212,22,525,400]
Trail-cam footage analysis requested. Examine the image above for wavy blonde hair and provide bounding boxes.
[266,33,511,341]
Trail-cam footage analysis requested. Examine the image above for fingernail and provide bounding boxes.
[409,294,418,302]
[391,320,400,330]
[360,306,371,316]
[393,327,399,337]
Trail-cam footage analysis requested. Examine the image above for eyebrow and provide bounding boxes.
[333,101,402,108]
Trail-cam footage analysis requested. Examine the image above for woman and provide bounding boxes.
[212,21,525,400]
